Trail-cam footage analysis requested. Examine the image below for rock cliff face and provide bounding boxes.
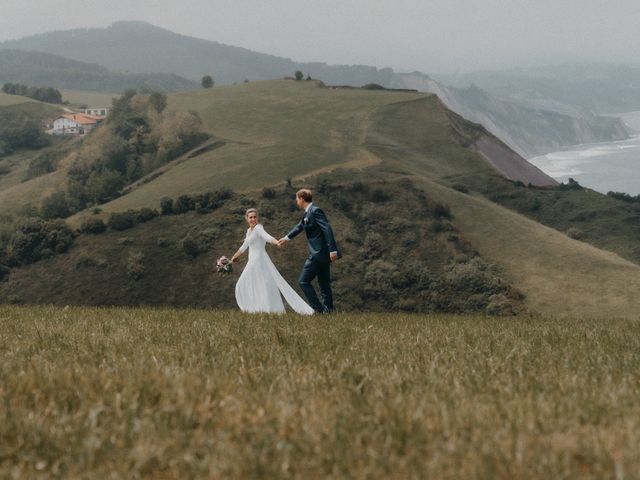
[394,73,630,158]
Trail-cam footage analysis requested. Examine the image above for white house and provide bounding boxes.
[84,107,110,117]
[52,113,104,135]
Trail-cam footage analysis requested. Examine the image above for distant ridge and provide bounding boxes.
[0,21,396,86]
[0,49,198,92]
[1,21,630,156]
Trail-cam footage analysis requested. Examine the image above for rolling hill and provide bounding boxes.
[2,80,640,317]
[2,22,631,157]
[0,49,198,92]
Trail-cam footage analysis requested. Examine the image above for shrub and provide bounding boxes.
[160,197,173,215]
[135,208,158,223]
[181,237,200,257]
[156,238,170,248]
[80,218,107,234]
[566,227,584,240]
[362,83,385,90]
[262,187,277,199]
[334,197,352,212]
[126,251,145,280]
[432,202,452,219]
[363,232,385,259]
[370,189,390,203]
[486,294,515,316]
[0,264,10,281]
[173,195,194,214]
[294,70,304,81]
[108,212,135,231]
[443,259,503,296]
[351,181,366,193]
[5,218,74,265]
[451,184,469,194]
[41,191,71,219]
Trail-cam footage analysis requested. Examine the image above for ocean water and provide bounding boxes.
[529,111,640,196]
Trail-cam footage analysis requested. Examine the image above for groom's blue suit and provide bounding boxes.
[286,204,340,313]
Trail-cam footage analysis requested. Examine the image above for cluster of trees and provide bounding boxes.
[607,191,640,203]
[43,88,210,215]
[2,83,63,104]
[0,218,74,267]
[0,109,50,157]
[201,75,214,88]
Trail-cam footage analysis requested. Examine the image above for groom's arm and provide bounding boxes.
[283,219,304,242]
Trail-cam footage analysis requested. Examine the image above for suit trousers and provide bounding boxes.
[298,258,333,313]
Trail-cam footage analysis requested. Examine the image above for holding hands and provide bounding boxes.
[277,237,288,247]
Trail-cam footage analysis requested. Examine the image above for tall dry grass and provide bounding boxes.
[1,305,639,478]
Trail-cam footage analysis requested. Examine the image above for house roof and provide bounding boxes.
[56,113,103,125]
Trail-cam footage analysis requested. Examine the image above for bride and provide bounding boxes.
[231,208,314,315]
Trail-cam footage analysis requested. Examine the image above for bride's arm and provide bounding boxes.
[256,224,279,246]
[231,231,250,262]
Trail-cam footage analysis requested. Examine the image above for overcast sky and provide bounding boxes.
[1,0,639,74]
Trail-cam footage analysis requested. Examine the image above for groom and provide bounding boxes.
[278,189,341,313]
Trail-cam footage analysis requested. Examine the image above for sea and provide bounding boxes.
[529,111,640,196]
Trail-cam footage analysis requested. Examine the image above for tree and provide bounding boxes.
[201,75,214,88]
[294,70,304,81]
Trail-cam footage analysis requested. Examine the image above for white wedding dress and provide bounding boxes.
[235,224,314,315]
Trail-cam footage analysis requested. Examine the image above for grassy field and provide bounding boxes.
[59,89,120,108]
[1,305,639,479]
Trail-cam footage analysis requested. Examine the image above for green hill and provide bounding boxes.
[0,49,198,92]
[2,80,640,317]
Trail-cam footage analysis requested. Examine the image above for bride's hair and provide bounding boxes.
[245,208,258,217]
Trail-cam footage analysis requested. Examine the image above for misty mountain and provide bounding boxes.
[1,21,630,156]
[0,21,395,86]
[395,72,630,157]
[0,49,198,93]
[435,63,640,115]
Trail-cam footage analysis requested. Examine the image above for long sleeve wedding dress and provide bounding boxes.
[235,224,314,315]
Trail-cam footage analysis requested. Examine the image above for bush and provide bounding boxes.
[451,184,469,194]
[108,212,135,231]
[126,251,145,280]
[486,294,516,316]
[160,197,173,215]
[173,195,194,214]
[80,218,107,234]
[0,264,10,281]
[41,191,71,219]
[432,202,452,219]
[262,187,277,199]
[370,189,390,203]
[566,227,584,240]
[363,232,385,259]
[181,237,200,257]
[362,83,385,90]
[5,218,74,265]
[333,197,352,212]
[135,208,158,223]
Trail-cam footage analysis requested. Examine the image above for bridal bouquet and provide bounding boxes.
[216,256,233,274]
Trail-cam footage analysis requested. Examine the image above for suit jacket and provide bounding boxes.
[287,204,340,263]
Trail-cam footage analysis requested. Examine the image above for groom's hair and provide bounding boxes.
[296,189,313,203]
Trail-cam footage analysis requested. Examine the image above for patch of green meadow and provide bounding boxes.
[1,305,639,478]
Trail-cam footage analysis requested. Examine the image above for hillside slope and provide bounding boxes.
[2,81,640,317]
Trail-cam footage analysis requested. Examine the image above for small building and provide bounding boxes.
[52,113,105,135]
[84,107,110,117]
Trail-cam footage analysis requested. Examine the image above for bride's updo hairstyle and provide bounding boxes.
[245,208,258,218]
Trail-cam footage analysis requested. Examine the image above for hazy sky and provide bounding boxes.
[2,0,639,74]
